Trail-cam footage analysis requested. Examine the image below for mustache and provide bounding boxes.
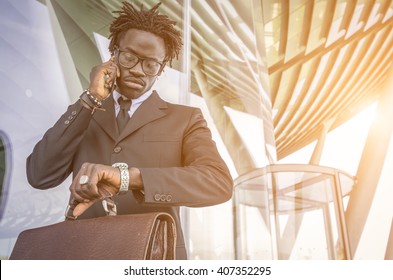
[122,76,145,86]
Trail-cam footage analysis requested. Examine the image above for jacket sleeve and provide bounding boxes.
[138,108,234,207]
[26,101,92,189]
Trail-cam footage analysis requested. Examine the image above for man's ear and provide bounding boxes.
[111,46,118,59]
[112,49,120,65]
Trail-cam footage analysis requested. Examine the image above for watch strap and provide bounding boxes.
[112,162,129,195]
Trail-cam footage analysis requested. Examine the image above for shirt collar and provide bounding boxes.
[113,88,154,107]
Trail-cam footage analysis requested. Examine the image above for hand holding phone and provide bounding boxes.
[103,56,118,98]
[89,56,120,100]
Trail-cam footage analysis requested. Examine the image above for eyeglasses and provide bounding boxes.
[116,49,165,76]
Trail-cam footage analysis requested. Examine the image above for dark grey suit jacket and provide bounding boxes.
[26,91,233,259]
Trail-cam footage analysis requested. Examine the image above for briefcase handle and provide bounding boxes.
[65,195,117,220]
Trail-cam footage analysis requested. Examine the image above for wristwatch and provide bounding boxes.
[112,162,129,195]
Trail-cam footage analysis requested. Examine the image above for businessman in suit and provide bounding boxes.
[26,2,233,259]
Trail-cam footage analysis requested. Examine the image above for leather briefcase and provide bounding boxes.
[9,211,176,260]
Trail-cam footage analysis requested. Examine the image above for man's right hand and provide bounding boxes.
[88,57,120,100]
[69,162,121,217]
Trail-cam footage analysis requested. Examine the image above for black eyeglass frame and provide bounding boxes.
[115,48,166,76]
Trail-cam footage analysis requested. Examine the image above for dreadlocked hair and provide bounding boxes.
[108,2,182,66]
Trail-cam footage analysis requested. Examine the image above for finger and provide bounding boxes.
[73,163,92,199]
[104,74,114,88]
[106,61,120,78]
[92,165,122,198]
[97,181,119,199]
[70,190,87,203]
[78,183,94,200]
[70,163,88,202]
[72,163,100,201]
[106,65,118,79]
[81,163,101,199]
[98,187,113,199]
[73,199,96,217]
[69,185,86,204]
[103,66,117,89]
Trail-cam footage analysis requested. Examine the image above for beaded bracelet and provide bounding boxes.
[85,89,102,107]
[80,89,105,115]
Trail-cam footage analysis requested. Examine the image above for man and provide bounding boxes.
[26,2,233,259]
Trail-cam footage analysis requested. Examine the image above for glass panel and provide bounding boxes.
[235,174,273,259]
[276,208,330,259]
[264,16,281,48]
[326,0,348,46]
[271,170,344,259]
[190,0,273,174]
[339,172,355,197]
[306,0,328,53]
[290,0,309,13]
[188,0,274,260]
[264,14,283,66]
[262,0,282,23]
[286,4,306,61]
[266,40,283,66]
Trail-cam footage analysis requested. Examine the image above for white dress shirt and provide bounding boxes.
[113,89,154,118]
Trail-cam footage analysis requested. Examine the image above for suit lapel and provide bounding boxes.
[117,91,168,143]
[92,96,119,141]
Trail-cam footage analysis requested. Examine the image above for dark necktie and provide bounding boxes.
[117,97,131,133]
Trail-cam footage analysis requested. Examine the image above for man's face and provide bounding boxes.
[115,29,166,99]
